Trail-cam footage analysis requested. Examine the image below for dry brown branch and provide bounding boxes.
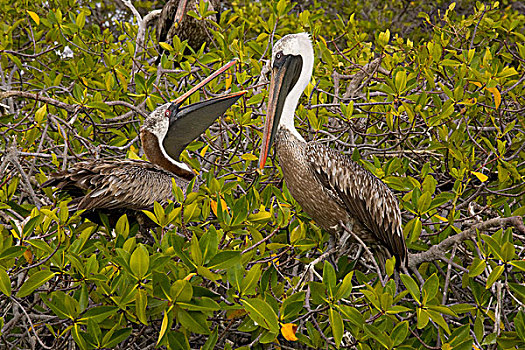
[0,90,78,113]
[122,0,161,80]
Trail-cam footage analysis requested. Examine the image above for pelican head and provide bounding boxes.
[258,33,314,169]
[140,59,246,178]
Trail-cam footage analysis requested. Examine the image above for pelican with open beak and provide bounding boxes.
[43,59,246,228]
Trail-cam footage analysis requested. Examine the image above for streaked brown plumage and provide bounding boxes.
[42,61,244,228]
[42,160,188,211]
[156,0,218,63]
[258,33,407,269]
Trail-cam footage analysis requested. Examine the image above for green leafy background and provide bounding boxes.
[0,0,524,349]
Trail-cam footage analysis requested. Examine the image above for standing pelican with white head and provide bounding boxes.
[258,33,407,270]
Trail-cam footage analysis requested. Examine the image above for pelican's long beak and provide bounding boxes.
[172,59,238,107]
[162,59,246,161]
[258,55,303,169]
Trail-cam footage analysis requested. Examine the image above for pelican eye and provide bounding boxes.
[165,109,171,117]
[276,52,282,60]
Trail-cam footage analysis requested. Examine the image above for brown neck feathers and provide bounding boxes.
[140,129,195,181]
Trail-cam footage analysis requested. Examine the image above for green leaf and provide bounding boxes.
[200,228,218,263]
[416,308,430,329]
[16,270,56,298]
[391,321,409,346]
[115,214,129,238]
[481,234,503,260]
[394,70,407,92]
[280,292,305,322]
[241,298,279,333]
[71,324,89,350]
[103,328,132,348]
[178,297,220,311]
[508,282,525,301]
[171,280,193,303]
[500,241,515,262]
[207,250,241,270]
[136,289,148,325]
[323,261,336,299]
[468,258,486,277]
[190,233,203,266]
[422,273,439,304]
[159,41,173,51]
[427,309,451,334]
[22,216,41,238]
[130,244,150,279]
[142,210,160,225]
[364,323,394,348]
[241,264,261,295]
[80,306,118,323]
[429,192,454,211]
[329,308,344,348]
[0,246,26,261]
[177,309,210,334]
[485,265,504,289]
[510,260,525,271]
[515,311,525,342]
[417,192,432,214]
[0,268,11,296]
[400,274,420,304]
[227,264,243,293]
[334,271,353,300]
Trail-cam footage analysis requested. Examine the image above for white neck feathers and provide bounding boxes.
[274,33,314,143]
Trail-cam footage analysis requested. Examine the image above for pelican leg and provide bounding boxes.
[293,246,336,293]
[341,222,386,285]
[326,234,338,271]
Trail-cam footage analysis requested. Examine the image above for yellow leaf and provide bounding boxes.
[462,97,477,106]
[200,144,209,157]
[210,197,228,217]
[183,272,196,281]
[159,42,173,51]
[127,149,142,160]
[269,253,280,266]
[433,214,448,222]
[35,104,47,124]
[23,248,33,263]
[472,171,488,183]
[225,71,232,90]
[226,309,247,319]
[281,323,298,341]
[210,200,218,216]
[27,10,40,25]
[156,310,169,346]
[486,87,501,110]
[470,81,482,88]
[241,153,258,161]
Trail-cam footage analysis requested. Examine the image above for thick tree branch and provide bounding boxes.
[408,216,525,268]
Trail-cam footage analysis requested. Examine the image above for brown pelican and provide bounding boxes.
[43,60,245,228]
[156,0,219,64]
[258,33,407,270]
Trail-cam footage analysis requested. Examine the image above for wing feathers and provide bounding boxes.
[42,160,175,211]
[306,143,407,266]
